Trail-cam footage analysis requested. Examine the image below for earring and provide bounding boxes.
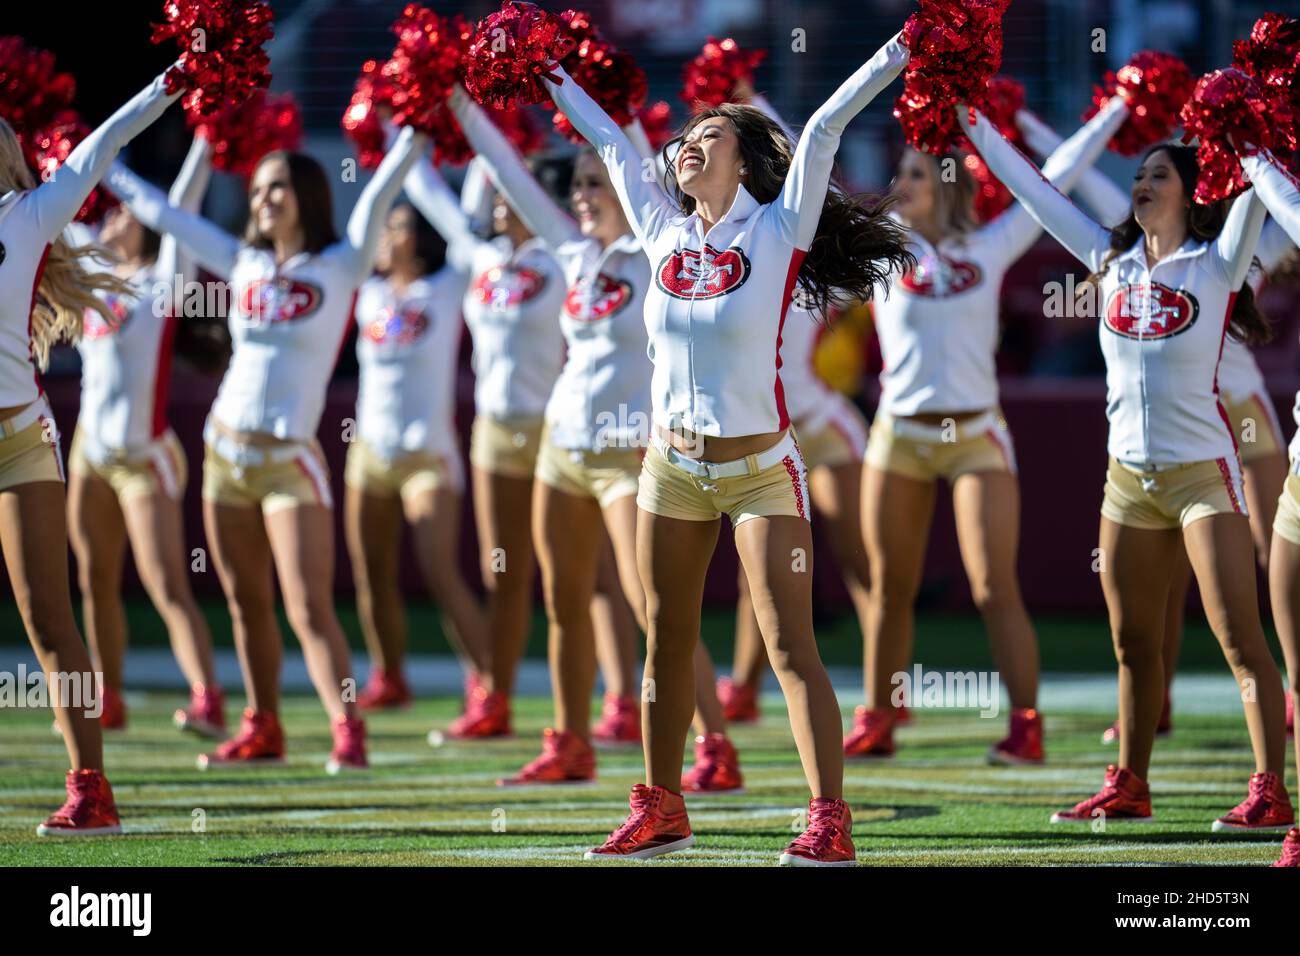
[739,166,748,175]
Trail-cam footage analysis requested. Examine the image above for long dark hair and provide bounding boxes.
[243,151,340,254]
[393,201,446,276]
[1084,143,1270,345]
[662,104,914,317]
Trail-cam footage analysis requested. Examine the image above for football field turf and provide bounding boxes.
[1,683,1292,867]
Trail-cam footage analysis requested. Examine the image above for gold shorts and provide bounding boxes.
[202,438,333,515]
[1223,392,1285,464]
[0,402,64,493]
[795,395,870,471]
[1101,455,1246,531]
[534,430,643,508]
[636,432,811,526]
[1273,471,1300,547]
[865,409,1017,483]
[469,414,545,479]
[344,439,463,501]
[68,427,188,503]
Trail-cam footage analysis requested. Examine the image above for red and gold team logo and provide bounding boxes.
[364,307,429,347]
[899,256,982,297]
[471,265,546,309]
[237,277,324,325]
[563,273,632,321]
[82,294,132,340]
[655,244,751,300]
[1104,282,1199,340]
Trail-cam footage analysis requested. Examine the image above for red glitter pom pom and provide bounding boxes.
[983,75,1027,149]
[551,38,647,143]
[638,101,676,152]
[342,60,394,170]
[464,2,576,111]
[679,38,766,110]
[31,118,117,224]
[894,0,1011,154]
[195,90,302,177]
[0,36,78,157]
[1232,14,1300,138]
[151,0,274,119]
[963,152,1013,223]
[490,105,546,155]
[383,5,471,132]
[1179,68,1279,203]
[1082,51,1194,156]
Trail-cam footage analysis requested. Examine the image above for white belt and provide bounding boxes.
[1116,458,1203,475]
[653,430,798,480]
[885,410,1000,444]
[0,397,51,439]
[204,419,307,469]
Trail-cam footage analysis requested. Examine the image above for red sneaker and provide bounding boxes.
[1212,772,1294,832]
[988,708,1044,765]
[1050,765,1153,824]
[717,677,759,723]
[36,770,122,837]
[325,714,367,774]
[780,797,856,866]
[894,702,912,725]
[1102,691,1172,744]
[843,706,894,757]
[592,692,640,745]
[197,708,285,769]
[681,733,744,793]
[174,683,226,739]
[498,729,595,786]
[357,668,412,710]
[585,784,693,861]
[1273,828,1300,867]
[100,684,127,731]
[448,688,512,738]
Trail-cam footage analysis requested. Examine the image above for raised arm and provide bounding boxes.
[404,155,480,272]
[545,66,677,248]
[776,34,908,249]
[450,85,581,249]
[106,160,240,279]
[976,96,1130,263]
[1017,109,1130,226]
[1242,150,1300,249]
[460,156,495,234]
[958,107,1111,269]
[1211,187,1267,290]
[25,72,180,244]
[155,133,214,282]
[340,125,427,284]
[1255,216,1296,276]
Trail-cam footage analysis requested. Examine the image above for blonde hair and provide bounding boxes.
[909,148,979,241]
[0,119,134,370]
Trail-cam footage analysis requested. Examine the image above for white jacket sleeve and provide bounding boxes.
[155,134,213,283]
[1210,188,1267,291]
[776,34,908,249]
[1242,150,1300,249]
[339,125,427,284]
[1254,216,1296,275]
[451,85,582,250]
[26,72,180,244]
[404,158,480,272]
[106,160,240,279]
[1016,108,1130,227]
[958,107,1111,270]
[975,97,1130,265]
[460,156,495,234]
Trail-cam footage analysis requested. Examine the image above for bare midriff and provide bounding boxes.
[656,425,787,463]
[902,409,993,426]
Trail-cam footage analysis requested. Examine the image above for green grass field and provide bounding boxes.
[1,603,1293,867]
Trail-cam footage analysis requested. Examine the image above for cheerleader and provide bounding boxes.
[65,133,224,738]
[0,71,179,834]
[107,124,426,772]
[1023,113,1296,741]
[962,109,1291,831]
[1236,148,1300,864]
[401,155,643,743]
[546,31,917,863]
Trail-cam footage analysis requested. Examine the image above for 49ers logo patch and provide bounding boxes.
[564,273,631,322]
[1104,282,1199,340]
[364,307,429,347]
[655,244,751,300]
[237,277,324,325]
[472,265,545,310]
[82,294,132,340]
[899,256,982,297]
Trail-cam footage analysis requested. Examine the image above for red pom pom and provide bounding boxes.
[341,60,394,170]
[151,0,275,119]
[30,118,116,224]
[638,101,676,151]
[489,105,546,155]
[0,36,78,160]
[464,2,576,111]
[551,39,647,143]
[195,90,302,177]
[1179,68,1278,203]
[383,5,471,132]
[679,38,766,110]
[963,151,1013,223]
[894,0,1011,154]
[1082,51,1194,157]
[1233,15,1300,130]
[982,75,1027,149]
